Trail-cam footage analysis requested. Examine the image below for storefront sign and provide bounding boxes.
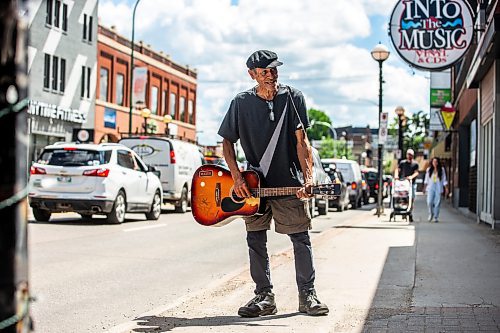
[440,102,456,130]
[429,108,445,131]
[28,100,87,123]
[389,0,474,70]
[132,67,148,105]
[430,88,451,107]
[104,108,116,129]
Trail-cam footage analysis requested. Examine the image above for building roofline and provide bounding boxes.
[98,24,197,80]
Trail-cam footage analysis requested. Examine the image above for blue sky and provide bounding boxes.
[99,0,429,145]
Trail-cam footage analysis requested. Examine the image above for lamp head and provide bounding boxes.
[371,43,390,62]
[141,108,151,118]
[163,114,172,123]
[395,106,405,117]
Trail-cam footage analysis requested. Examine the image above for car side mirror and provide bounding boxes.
[147,165,161,178]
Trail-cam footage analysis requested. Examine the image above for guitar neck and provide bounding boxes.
[250,187,303,198]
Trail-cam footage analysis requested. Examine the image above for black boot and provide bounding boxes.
[298,289,329,316]
[238,291,277,318]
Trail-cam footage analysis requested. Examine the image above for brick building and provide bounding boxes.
[96,25,198,143]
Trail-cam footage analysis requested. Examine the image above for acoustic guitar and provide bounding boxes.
[191,164,341,227]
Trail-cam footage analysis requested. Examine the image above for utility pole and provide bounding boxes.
[0,1,31,332]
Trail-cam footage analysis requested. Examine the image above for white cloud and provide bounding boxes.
[99,0,429,145]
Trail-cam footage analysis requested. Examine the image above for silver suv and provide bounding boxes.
[28,143,163,224]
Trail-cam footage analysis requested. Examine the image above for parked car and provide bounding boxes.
[361,172,370,204]
[362,168,379,199]
[310,147,332,216]
[323,165,349,212]
[119,136,203,213]
[28,143,163,224]
[322,158,363,209]
[203,155,228,168]
[363,168,390,200]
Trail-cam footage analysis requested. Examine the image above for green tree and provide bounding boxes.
[388,110,429,153]
[306,108,332,140]
[318,137,355,160]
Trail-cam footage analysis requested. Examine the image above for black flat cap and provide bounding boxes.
[246,50,283,69]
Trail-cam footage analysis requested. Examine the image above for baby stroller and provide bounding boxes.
[389,179,413,222]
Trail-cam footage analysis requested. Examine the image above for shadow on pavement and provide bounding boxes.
[333,225,410,230]
[28,216,148,225]
[131,313,301,332]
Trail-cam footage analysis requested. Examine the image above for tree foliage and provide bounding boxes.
[306,108,332,140]
[318,137,355,160]
[388,110,429,153]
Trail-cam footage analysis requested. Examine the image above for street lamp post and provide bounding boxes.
[128,0,142,135]
[395,106,405,161]
[163,114,172,137]
[371,43,390,217]
[141,107,151,134]
[341,131,348,157]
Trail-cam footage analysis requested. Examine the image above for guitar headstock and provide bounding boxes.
[311,183,341,197]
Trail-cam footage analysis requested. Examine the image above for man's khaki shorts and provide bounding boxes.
[243,196,311,234]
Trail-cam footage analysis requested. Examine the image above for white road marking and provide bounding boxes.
[123,224,166,232]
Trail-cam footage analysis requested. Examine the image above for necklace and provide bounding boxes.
[266,100,274,121]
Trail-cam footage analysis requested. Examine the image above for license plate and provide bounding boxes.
[57,176,72,183]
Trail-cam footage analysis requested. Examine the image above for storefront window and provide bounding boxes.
[179,97,185,122]
[188,100,194,124]
[100,67,109,102]
[151,86,158,114]
[116,74,124,106]
[170,92,176,118]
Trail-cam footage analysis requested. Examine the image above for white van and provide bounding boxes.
[118,137,203,213]
[321,158,363,209]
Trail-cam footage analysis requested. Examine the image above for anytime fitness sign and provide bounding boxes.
[389,0,474,71]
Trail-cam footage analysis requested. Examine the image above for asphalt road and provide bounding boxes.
[28,202,375,332]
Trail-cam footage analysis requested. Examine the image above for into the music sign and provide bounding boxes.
[389,0,474,71]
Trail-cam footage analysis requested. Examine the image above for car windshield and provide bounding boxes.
[38,149,111,166]
[365,171,378,181]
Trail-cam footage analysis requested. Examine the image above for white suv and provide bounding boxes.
[28,143,163,224]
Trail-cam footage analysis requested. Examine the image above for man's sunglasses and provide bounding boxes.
[256,68,278,76]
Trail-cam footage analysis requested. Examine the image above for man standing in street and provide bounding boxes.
[217,50,329,317]
[394,148,419,222]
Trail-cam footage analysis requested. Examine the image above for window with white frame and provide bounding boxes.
[43,54,65,93]
[45,0,68,32]
[100,68,109,102]
[83,14,93,42]
[151,86,158,114]
[116,74,124,106]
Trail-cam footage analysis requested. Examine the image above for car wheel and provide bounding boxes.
[145,191,161,220]
[107,190,126,224]
[318,205,327,215]
[174,187,188,213]
[357,196,363,208]
[33,208,51,222]
[338,202,344,212]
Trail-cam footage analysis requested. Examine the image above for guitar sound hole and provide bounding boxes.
[231,191,244,203]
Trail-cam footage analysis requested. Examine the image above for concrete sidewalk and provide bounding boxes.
[108,195,500,333]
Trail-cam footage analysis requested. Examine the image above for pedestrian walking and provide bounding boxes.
[394,148,419,222]
[423,157,448,222]
[217,50,329,317]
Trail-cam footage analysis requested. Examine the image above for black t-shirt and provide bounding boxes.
[398,159,419,183]
[218,84,309,188]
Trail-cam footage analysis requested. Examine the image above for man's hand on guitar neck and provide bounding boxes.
[296,182,313,199]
